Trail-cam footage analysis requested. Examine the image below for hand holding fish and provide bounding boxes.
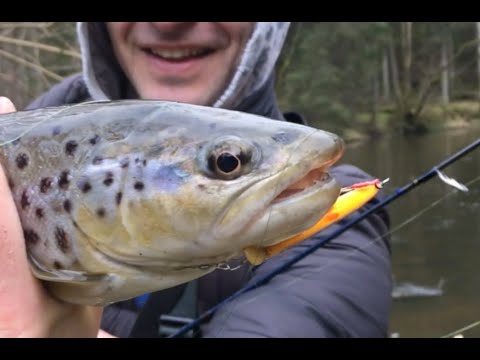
[0,97,102,338]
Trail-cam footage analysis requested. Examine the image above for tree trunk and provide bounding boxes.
[477,22,480,100]
[389,39,401,101]
[370,70,380,135]
[441,41,449,104]
[401,22,413,96]
[382,49,391,102]
[448,33,455,92]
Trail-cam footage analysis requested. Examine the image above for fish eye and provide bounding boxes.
[204,137,256,180]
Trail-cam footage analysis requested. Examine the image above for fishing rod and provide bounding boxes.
[170,138,480,338]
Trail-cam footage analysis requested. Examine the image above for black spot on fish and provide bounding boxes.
[40,177,53,193]
[65,140,78,156]
[24,229,39,245]
[92,156,103,165]
[52,126,61,136]
[53,261,63,270]
[134,181,144,191]
[55,227,69,253]
[96,207,106,218]
[89,135,99,145]
[143,159,147,166]
[20,190,30,210]
[72,220,79,229]
[63,199,72,213]
[58,171,70,190]
[116,192,123,205]
[79,180,92,193]
[135,158,141,164]
[103,172,114,186]
[15,153,29,169]
[35,208,44,219]
[198,184,206,190]
[208,123,217,130]
[120,158,129,168]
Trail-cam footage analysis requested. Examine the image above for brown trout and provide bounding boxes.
[0,100,344,306]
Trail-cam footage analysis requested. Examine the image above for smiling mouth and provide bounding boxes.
[144,47,214,61]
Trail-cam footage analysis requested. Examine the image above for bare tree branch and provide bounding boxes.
[0,35,80,59]
[413,36,480,117]
[0,48,63,81]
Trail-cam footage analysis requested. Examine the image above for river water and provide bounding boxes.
[340,125,480,338]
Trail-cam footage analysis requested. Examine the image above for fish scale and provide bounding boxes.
[0,100,344,305]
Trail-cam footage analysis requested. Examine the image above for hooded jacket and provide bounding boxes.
[26,22,392,338]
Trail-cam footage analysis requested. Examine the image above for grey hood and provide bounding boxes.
[76,22,290,119]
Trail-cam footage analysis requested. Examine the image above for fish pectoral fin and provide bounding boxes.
[28,254,107,283]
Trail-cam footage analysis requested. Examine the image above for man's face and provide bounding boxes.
[106,22,254,106]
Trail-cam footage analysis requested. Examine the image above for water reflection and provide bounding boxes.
[341,126,480,338]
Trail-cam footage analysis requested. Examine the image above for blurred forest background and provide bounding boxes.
[1,22,480,338]
[1,22,480,141]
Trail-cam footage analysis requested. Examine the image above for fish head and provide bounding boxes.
[73,104,344,273]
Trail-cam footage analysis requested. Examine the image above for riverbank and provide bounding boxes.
[343,100,480,144]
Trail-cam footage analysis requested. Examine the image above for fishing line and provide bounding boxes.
[441,319,480,338]
[384,175,480,238]
[170,138,480,338]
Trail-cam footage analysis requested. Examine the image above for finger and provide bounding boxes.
[0,97,16,114]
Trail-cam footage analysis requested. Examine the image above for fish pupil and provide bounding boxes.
[216,153,239,173]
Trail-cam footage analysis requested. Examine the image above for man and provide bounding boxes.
[0,22,392,337]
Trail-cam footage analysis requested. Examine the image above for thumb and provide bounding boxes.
[0,97,16,114]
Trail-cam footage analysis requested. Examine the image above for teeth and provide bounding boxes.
[149,48,206,59]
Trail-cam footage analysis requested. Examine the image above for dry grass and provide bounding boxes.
[0,22,81,109]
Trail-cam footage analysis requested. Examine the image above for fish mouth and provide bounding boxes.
[271,166,333,205]
[268,132,344,209]
[240,137,344,249]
